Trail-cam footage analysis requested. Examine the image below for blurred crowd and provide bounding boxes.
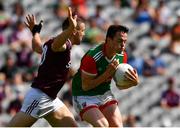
[0,0,180,127]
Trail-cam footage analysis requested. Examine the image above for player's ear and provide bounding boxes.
[72,29,77,35]
[72,31,76,36]
[107,37,112,43]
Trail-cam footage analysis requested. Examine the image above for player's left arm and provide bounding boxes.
[25,14,43,54]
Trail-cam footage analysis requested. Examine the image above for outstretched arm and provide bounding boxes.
[51,7,77,52]
[24,14,43,54]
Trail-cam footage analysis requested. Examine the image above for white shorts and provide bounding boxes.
[20,88,64,118]
[73,91,118,119]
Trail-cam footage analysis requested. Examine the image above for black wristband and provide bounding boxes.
[31,20,43,36]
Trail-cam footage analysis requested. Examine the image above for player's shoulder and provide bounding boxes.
[43,38,54,46]
[87,44,103,57]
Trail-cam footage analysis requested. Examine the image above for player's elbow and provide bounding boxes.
[82,85,89,91]
[82,84,90,91]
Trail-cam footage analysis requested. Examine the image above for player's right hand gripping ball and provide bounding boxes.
[113,63,134,88]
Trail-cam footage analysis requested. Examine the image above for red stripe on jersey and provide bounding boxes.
[123,52,128,63]
[80,55,97,74]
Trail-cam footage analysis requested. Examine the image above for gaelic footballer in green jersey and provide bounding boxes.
[72,25,139,127]
[72,43,127,96]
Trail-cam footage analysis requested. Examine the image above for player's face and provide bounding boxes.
[74,22,85,44]
[112,32,127,53]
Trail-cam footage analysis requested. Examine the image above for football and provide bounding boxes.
[113,63,134,88]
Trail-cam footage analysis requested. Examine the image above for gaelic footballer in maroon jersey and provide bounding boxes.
[31,38,72,99]
[8,7,85,127]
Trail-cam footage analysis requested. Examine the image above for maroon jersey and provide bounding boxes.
[31,39,72,99]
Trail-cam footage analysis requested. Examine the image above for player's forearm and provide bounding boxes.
[82,72,110,91]
[32,33,42,54]
[52,26,74,51]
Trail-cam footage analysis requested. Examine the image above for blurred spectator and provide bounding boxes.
[171,23,180,42]
[123,114,140,127]
[177,10,180,23]
[15,42,33,68]
[150,5,170,43]
[9,20,32,47]
[0,2,10,30]
[0,2,10,44]
[156,0,172,25]
[133,0,155,24]
[71,0,88,19]
[127,42,144,75]
[142,45,166,77]
[0,52,18,81]
[6,92,24,117]
[53,0,69,20]
[142,54,166,77]
[160,77,180,109]
[10,72,29,94]
[84,18,104,44]
[161,22,180,56]
[90,5,106,30]
[119,0,131,8]
[0,73,6,113]
[16,46,41,82]
[149,23,170,46]
[10,2,25,26]
[130,0,139,9]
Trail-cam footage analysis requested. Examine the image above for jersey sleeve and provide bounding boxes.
[43,38,54,49]
[123,52,128,63]
[80,55,97,76]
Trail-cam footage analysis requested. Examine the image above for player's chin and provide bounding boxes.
[121,47,125,51]
[117,47,125,51]
[117,48,124,53]
[77,38,82,44]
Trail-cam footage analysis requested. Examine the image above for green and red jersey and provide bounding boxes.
[72,43,127,96]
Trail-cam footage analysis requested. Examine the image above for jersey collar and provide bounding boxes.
[102,43,116,62]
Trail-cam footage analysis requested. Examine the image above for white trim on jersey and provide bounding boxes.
[105,55,116,63]
[81,69,97,76]
[93,51,103,62]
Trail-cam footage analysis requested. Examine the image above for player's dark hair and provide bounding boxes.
[62,16,84,31]
[62,18,69,30]
[106,25,129,42]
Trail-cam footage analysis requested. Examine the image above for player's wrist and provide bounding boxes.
[31,20,43,36]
